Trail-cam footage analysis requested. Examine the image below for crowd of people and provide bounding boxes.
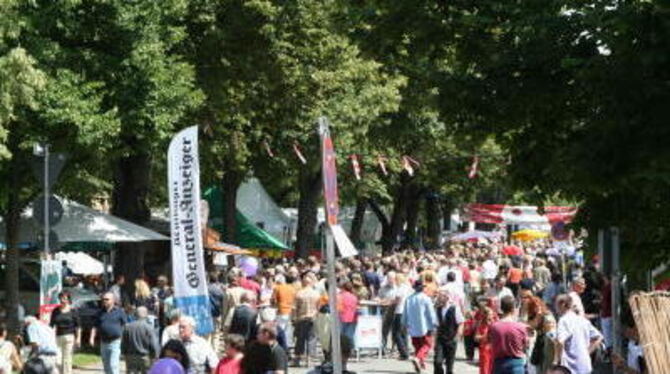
[0,237,648,374]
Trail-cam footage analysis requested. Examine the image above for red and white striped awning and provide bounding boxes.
[462,204,578,225]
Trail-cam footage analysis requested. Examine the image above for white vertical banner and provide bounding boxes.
[168,126,213,336]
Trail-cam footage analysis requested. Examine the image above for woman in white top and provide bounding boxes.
[0,323,22,374]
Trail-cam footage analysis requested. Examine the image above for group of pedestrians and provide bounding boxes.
[1,235,648,374]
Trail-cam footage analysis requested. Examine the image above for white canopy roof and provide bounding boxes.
[0,197,168,245]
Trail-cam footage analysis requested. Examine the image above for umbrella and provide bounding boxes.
[502,245,524,256]
[450,230,503,242]
[0,197,168,245]
[511,229,548,242]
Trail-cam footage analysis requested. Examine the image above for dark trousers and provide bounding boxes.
[434,339,457,374]
[382,307,394,351]
[464,334,476,360]
[391,314,408,359]
[294,318,314,356]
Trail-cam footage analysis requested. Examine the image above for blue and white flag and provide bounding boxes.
[168,126,213,336]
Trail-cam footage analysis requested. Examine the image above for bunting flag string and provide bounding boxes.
[468,155,480,179]
[377,155,388,176]
[349,154,361,180]
[262,140,275,158]
[292,141,307,164]
[402,155,420,176]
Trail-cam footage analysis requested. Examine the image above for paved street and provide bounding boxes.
[73,344,479,374]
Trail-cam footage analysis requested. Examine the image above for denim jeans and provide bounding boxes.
[341,322,357,347]
[493,357,525,374]
[392,314,409,359]
[100,339,121,374]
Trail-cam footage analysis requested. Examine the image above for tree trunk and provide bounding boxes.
[367,198,390,251]
[381,175,410,254]
[349,199,367,249]
[221,172,243,244]
[111,152,152,300]
[403,185,421,249]
[425,192,443,250]
[295,168,322,259]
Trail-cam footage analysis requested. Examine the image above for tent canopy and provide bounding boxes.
[203,187,289,251]
[0,197,168,248]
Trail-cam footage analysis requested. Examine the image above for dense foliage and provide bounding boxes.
[1,0,668,329]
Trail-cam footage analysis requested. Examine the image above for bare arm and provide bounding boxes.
[553,340,563,365]
[588,336,603,354]
[89,328,97,346]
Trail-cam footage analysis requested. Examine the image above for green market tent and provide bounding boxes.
[203,186,289,251]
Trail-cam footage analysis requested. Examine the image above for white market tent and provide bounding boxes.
[236,177,295,245]
[54,252,110,274]
[0,197,168,246]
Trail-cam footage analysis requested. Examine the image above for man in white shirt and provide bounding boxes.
[482,256,499,281]
[179,316,218,374]
[554,294,603,374]
[568,278,586,316]
[380,273,412,360]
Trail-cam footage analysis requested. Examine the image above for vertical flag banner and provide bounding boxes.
[39,259,62,322]
[168,126,213,336]
[468,155,480,179]
[319,117,357,257]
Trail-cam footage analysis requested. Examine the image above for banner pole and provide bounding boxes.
[326,227,343,374]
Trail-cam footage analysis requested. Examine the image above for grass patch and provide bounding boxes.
[73,352,101,368]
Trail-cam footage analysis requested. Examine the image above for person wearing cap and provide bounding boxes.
[402,280,438,374]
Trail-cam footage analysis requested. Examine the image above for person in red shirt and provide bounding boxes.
[488,295,528,374]
[216,334,245,374]
[475,307,497,374]
[463,311,477,362]
[338,282,359,344]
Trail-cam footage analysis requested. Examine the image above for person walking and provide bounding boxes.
[475,307,496,374]
[292,272,320,367]
[488,295,528,374]
[121,306,160,374]
[90,292,127,374]
[50,291,81,374]
[242,323,288,374]
[178,316,218,374]
[229,291,259,344]
[272,274,296,343]
[403,281,438,374]
[380,272,412,361]
[433,291,464,374]
[215,334,245,374]
[554,294,603,374]
[338,282,359,344]
[25,316,60,373]
[0,323,22,374]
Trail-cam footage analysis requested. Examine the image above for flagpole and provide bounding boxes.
[318,117,343,374]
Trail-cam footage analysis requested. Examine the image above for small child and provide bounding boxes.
[463,310,477,362]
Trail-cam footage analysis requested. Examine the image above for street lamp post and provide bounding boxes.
[33,143,50,255]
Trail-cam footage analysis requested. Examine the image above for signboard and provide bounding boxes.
[39,259,62,322]
[354,315,382,349]
[319,117,357,258]
[168,126,213,336]
[320,122,339,226]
